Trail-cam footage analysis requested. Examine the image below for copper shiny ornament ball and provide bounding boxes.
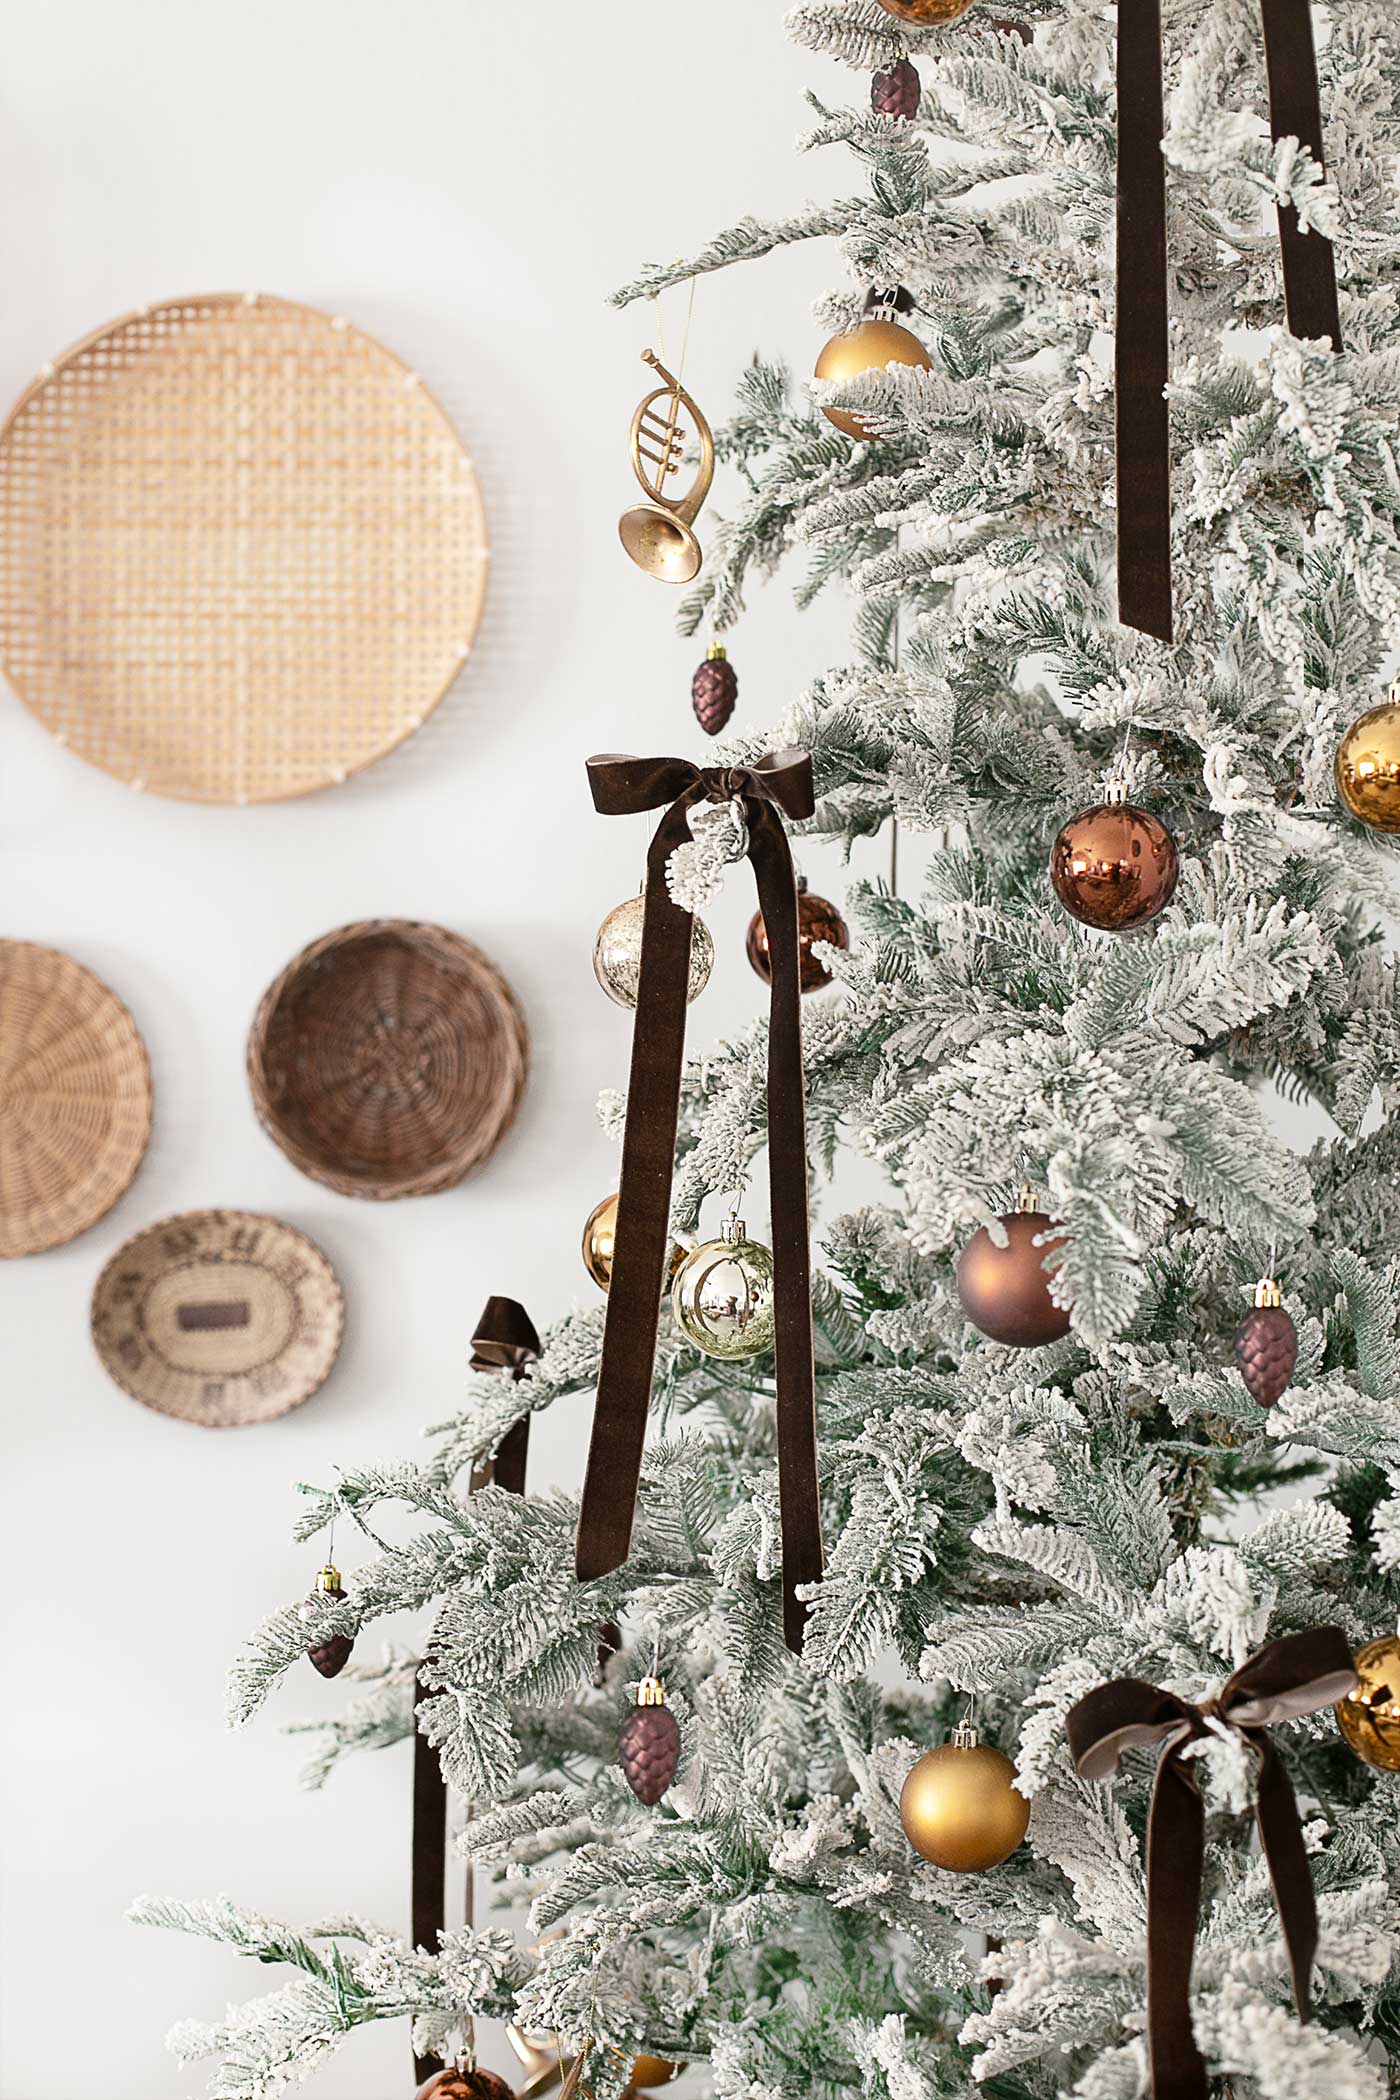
[956,1205,1070,1348]
[593,893,713,1008]
[414,2069,518,2100]
[1336,696,1400,832]
[1049,782,1179,932]
[899,1729,1030,1873]
[747,885,850,992]
[876,0,977,20]
[814,316,932,439]
[1336,1634,1400,1771]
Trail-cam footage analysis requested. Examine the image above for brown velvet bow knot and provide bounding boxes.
[1065,1627,1358,2100]
[578,749,822,1652]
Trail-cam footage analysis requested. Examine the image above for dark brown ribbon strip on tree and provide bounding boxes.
[1065,1627,1357,2100]
[1116,0,1341,642]
[578,749,821,1653]
[412,1294,539,2084]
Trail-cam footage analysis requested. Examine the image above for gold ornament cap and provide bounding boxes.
[1102,775,1128,806]
[706,642,727,662]
[636,1674,667,1708]
[1254,1276,1283,1309]
[314,1562,343,1594]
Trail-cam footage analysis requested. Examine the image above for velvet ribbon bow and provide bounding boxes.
[1117,0,1340,641]
[577,749,822,1652]
[1065,1626,1358,2100]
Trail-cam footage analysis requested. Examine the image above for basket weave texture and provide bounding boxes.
[0,293,488,803]
[0,940,152,1257]
[91,1208,344,1425]
[248,919,528,1200]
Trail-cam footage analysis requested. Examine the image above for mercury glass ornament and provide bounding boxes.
[592,891,714,1009]
[899,1722,1030,1872]
[1336,689,1400,832]
[814,303,932,439]
[1049,777,1179,932]
[671,1214,776,1359]
[1336,1633,1400,1771]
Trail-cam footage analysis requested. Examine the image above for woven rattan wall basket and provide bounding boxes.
[0,940,152,1257]
[0,293,488,803]
[91,1209,344,1425]
[248,919,528,1200]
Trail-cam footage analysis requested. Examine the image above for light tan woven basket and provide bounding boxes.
[0,293,488,803]
[0,940,153,1257]
[91,1208,344,1425]
[247,919,528,1200]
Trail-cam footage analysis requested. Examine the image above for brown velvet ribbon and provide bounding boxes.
[1065,1627,1358,2100]
[1116,0,1341,642]
[412,1295,539,2084]
[577,749,822,1653]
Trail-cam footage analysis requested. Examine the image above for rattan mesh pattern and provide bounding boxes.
[247,919,529,1200]
[91,1208,345,1425]
[0,293,488,803]
[0,940,152,1257]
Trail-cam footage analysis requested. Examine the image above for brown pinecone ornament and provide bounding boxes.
[620,1676,681,1804]
[300,1563,354,1679]
[1234,1280,1298,1408]
[871,56,920,117]
[692,643,737,737]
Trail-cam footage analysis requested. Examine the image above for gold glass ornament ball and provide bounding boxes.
[582,1191,687,1297]
[876,0,977,20]
[899,1735,1030,1873]
[671,1217,775,1359]
[593,893,714,1009]
[814,317,932,439]
[1336,1634,1400,1771]
[1336,700,1400,833]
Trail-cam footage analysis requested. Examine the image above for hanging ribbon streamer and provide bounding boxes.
[577,750,822,1653]
[412,1295,540,2086]
[1116,0,1341,642]
[1065,1627,1357,2100]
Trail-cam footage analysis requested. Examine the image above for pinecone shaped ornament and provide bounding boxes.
[1234,1278,1298,1409]
[619,1675,681,1804]
[299,1563,354,1679]
[871,55,920,117]
[691,643,737,737]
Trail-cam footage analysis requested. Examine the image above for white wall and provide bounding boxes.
[0,5,886,2096]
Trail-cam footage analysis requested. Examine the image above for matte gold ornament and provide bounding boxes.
[899,1721,1030,1872]
[1336,1632,1400,1771]
[814,296,932,439]
[593,892,714,1009]
[1049,777,1179,932]
[619,348,715,583]
[1336,687,1400,832]
[955,1189,1070,1347]
[671,1214,775,1359]
[876,0,977,20]
[582,1191,686,1297]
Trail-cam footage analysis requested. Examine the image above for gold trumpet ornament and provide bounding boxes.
[618,348,715,583]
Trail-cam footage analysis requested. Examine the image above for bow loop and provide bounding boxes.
[469,1294,541,1377]
[587,748,815,826]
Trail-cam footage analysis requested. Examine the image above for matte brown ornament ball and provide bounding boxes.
[876,0,977,20]
[620,1688,681,1805]
[1233,1300,1298,1409]
[692,645,737,737]
[899,1737,1030,1872]
[414,2070,518,2100]
[1050,793,1179,932]
[814,317,932,439]
[956,1209,1070,1347]
[871,56,921,117]
[1336,1634,1400,1772]
[746,887,850,992]
[1336,699,1400,832]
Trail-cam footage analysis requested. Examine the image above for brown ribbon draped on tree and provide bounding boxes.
[1116,0,1341,641]
[577,750,822,1653]
[1065,1627,1358,2100]
[412,1295,540,2085]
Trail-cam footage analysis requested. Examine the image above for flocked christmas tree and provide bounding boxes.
[133,3,1400,2095]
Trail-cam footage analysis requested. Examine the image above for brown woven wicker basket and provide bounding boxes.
[0,940,153,1257]
[0,292,488,803]
[91,1208,344,1425]
[247,920,528,1200]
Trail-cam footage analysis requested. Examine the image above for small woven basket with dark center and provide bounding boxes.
[247,919,528,1200]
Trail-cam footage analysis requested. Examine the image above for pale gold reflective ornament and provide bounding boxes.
[592,892,714,1009]
[814,312,932,439]
[671,1214,775,1358]
[582,1191,687,1297]
[898,1723,1030,1873]
[1336,1632,1400,1771]
[1336,688,1400,833]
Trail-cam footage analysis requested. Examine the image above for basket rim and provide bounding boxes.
[0,938,154,1258]
[0,290,490,806]
[246,917,529,1200]
[89,1205,346,1423]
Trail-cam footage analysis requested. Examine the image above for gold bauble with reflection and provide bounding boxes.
[1336,699,1400,833]
[629,2059,682,2089]
[671,1215,775,1359]
[1336,1634,1400,1771]
[876,0,977,20]
[593,893,714,1009]
[899,1730,1030,1872]
[814,317,932,439]
[581,1192,686,1298]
